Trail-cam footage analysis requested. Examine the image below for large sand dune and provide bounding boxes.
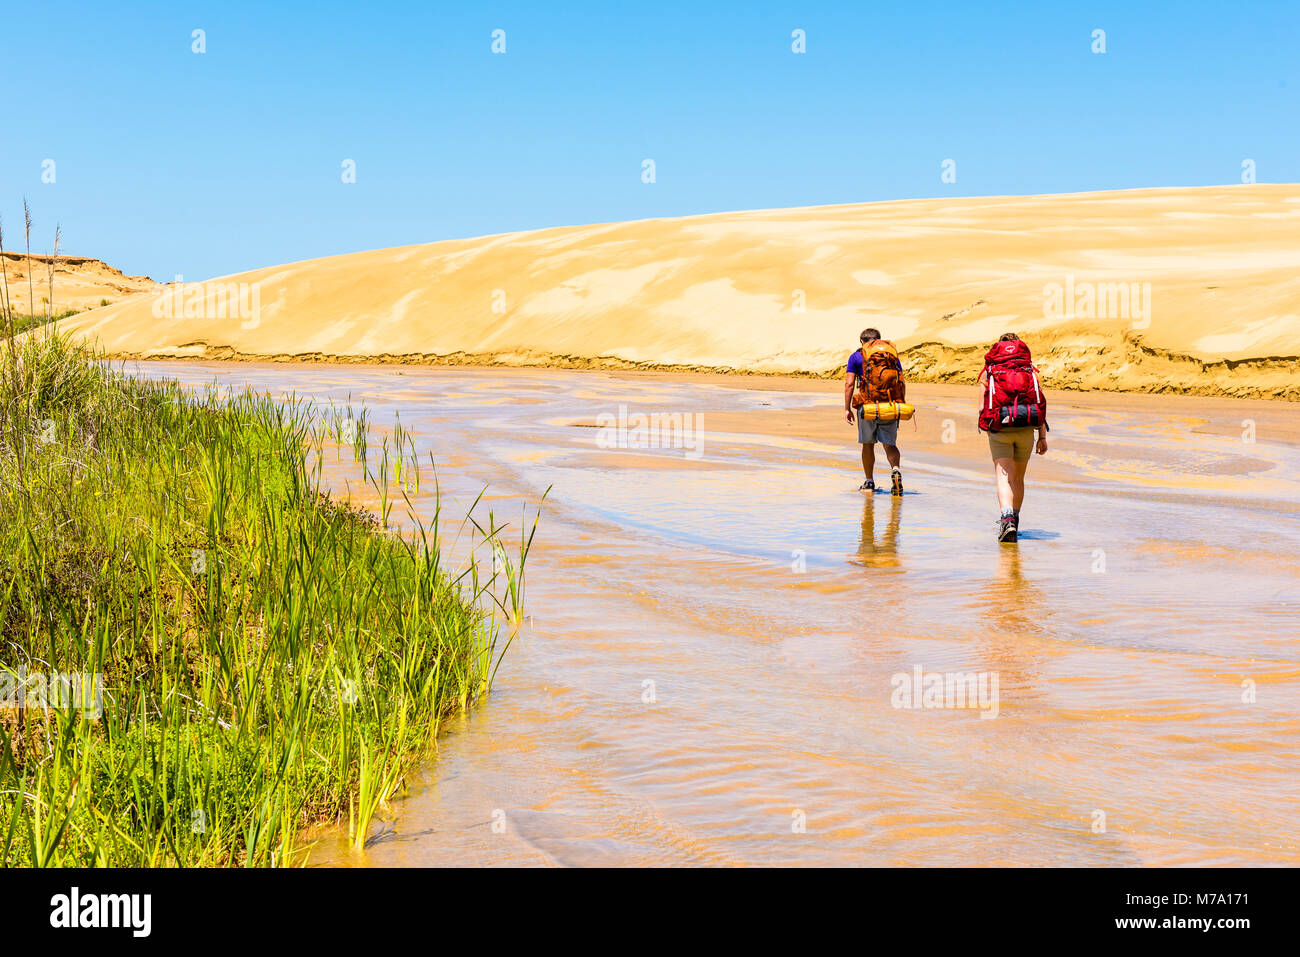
[61,185,1300,399]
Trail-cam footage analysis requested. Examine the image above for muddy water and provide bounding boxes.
[129,361,1300,866]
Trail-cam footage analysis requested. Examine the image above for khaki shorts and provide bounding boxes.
[988,427,1036,463]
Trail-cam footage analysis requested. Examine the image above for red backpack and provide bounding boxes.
[979,339,1048,432]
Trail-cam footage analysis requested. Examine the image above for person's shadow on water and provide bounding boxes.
[984,546,1043,638]
[971,546,1049,713]
[854,492,903,569]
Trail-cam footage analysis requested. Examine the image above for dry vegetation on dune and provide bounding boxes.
[58,184,1300,400]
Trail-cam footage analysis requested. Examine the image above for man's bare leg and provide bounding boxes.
[861,442,875,481]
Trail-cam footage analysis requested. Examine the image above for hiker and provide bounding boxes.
[977,333,1049,543]
[844,327,906,496]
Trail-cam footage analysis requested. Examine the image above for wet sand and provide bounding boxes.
[127,361,1300,866]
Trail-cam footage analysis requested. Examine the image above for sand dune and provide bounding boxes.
[60,185,1300,399]
[1,252,157,315]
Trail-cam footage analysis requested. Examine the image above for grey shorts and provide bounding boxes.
[857,408,900,446]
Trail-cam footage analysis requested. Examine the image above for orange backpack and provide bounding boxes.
[852,340,905,406]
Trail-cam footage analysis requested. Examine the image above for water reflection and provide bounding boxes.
[854,492,903,569]
[977,546,1049,712]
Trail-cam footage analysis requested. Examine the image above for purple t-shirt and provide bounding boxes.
[847,349,864,378]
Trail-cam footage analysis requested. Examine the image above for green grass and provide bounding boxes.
[0,328,534,865]
[4,310,80,336]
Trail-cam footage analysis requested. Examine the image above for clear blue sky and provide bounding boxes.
[2,0,1296,280]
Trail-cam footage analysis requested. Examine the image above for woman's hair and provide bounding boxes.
[998,333,1020,342]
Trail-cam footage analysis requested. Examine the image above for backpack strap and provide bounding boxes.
[1032,366,1049,432]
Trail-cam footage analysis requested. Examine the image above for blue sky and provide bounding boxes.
[2,0,1296,280]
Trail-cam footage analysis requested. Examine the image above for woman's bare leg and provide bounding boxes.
[994,457,1016,511]
[1011,459,1030,512]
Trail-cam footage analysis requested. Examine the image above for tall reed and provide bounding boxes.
[0,331,534,865]
[45,224,61,319]
[22,199,33,321]
[0,218,12,336]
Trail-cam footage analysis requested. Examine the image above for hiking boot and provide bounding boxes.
[998,515,1018,543]
[890,468,904,497]
[859,479,875,492]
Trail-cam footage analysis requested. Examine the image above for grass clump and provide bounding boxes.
[0,329,532,865]
[5,309,81,336]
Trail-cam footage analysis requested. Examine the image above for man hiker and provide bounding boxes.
[844,327,905,496]
[977,333,1049,543]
